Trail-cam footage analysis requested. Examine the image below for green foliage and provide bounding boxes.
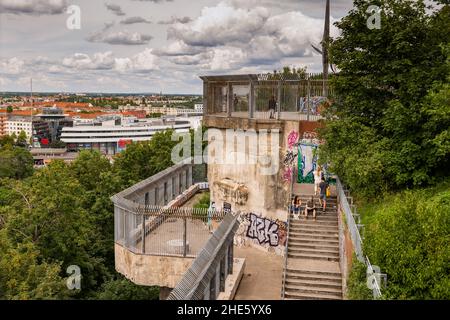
[15,131,28,147]
[193,192,210,209]
[346,255,373,300]
[360,183,450,299]
[0,128,181,299]
[320,0,450,198]
[0,135,15,147]
[0,234,69,300]
[6,106,13,113]
[146,112,163,118]
[0,145,34,179]
[113,129,180,187]
[95,276,159,300]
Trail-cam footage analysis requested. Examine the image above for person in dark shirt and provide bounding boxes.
[318,178,328,212]
[268,95,276,119]
[304,196,317,220]
[291,195,301,220]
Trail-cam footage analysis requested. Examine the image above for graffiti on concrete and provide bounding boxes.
[297,131,320,184]
[287,130,300,150]
[234,213,287,255]
[283,150,297,167]
[298,96,328,115]
[283,130,299,183]
[246,213,280,246]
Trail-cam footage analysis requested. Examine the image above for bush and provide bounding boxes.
[360,182,450,299]
[346,255,373,300]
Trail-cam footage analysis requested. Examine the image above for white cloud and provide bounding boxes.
[62,52,115,70]
[87,30,153,45]
[62,49,159,73]
[0,57,25,74]
[168,3,270,47]
[0,0,67,15]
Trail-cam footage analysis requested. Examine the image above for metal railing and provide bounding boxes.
[336,176,385,299]
[202,73,334,122]
[168,211,239,300]
[281,167,296,299]
[115,205,227,258]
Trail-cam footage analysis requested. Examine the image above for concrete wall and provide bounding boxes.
[115,244,194,288]
[205,118,304,255]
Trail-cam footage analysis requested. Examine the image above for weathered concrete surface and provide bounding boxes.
[115,244,194,288]
[233,247,283,300]
[206,120,301,220]
[217,258,246,300]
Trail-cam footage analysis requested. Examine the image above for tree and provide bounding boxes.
[113,130,180,187]
[0,233,69,300]
[362,184,450,299]
[96,277,159,300]
[6,106,13,113]
[0,135,15,147]
[15,130,28,147]
[0,146,34,179]
[319,0,450,197]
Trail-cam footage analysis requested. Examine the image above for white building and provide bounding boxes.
[194,103,204,112]
[61,119,191,155]
[6,117,33,139]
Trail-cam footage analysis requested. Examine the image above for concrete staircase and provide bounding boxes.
[283,195,343,300]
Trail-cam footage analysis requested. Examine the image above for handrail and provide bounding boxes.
[281,167,295,299]
[336,177,364,262]
[336,176,384,299]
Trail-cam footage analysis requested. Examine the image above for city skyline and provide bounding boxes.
[0,0,352,94]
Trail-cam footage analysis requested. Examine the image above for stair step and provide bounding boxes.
[285,273,342,283]
[284,291,342,300]
[290,214,337,220]
[289,238,339,246]
[285,278,342,290]
[290,220,338,226]
[288,243,339,251]
[289,220,338,230]
[285,268,341,277]
[289,232,339,240]
[287,247,339,256]
[284,284,342,296]
[287,253,340,262]
[289,228,338,235]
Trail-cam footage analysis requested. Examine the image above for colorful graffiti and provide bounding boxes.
[297,131,320,184]
[283,130,299,182]
[298,96,328,115]
[234,213,287,255]
[287,130,300,149]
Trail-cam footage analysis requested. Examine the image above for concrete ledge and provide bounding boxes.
[217,258,246,300]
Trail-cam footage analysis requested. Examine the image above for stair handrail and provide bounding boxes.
[281,167,295,299]
[336,176,385,299]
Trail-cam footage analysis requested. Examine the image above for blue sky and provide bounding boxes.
[0,0,353,93]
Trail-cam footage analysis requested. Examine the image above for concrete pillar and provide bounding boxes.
[148,187,156,206]
[187,166,193,187]
[203,81,208,115]
[159,287,173,300]
[227,83,232,117]
[249,81,255,119]
[173,173,180,196]
[181,171,186,192]
[277,81,281,120]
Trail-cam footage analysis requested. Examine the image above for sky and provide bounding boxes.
[0,0,353,94]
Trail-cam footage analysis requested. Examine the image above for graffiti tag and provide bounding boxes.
[246,213,280,246]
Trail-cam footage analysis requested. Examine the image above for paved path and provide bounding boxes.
[233,247,283,300]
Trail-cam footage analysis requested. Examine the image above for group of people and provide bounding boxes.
[290,166,329,220]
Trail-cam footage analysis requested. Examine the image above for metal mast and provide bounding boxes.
[323,0,330,96]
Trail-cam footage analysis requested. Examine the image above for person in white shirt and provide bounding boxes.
[314,166,322,196]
